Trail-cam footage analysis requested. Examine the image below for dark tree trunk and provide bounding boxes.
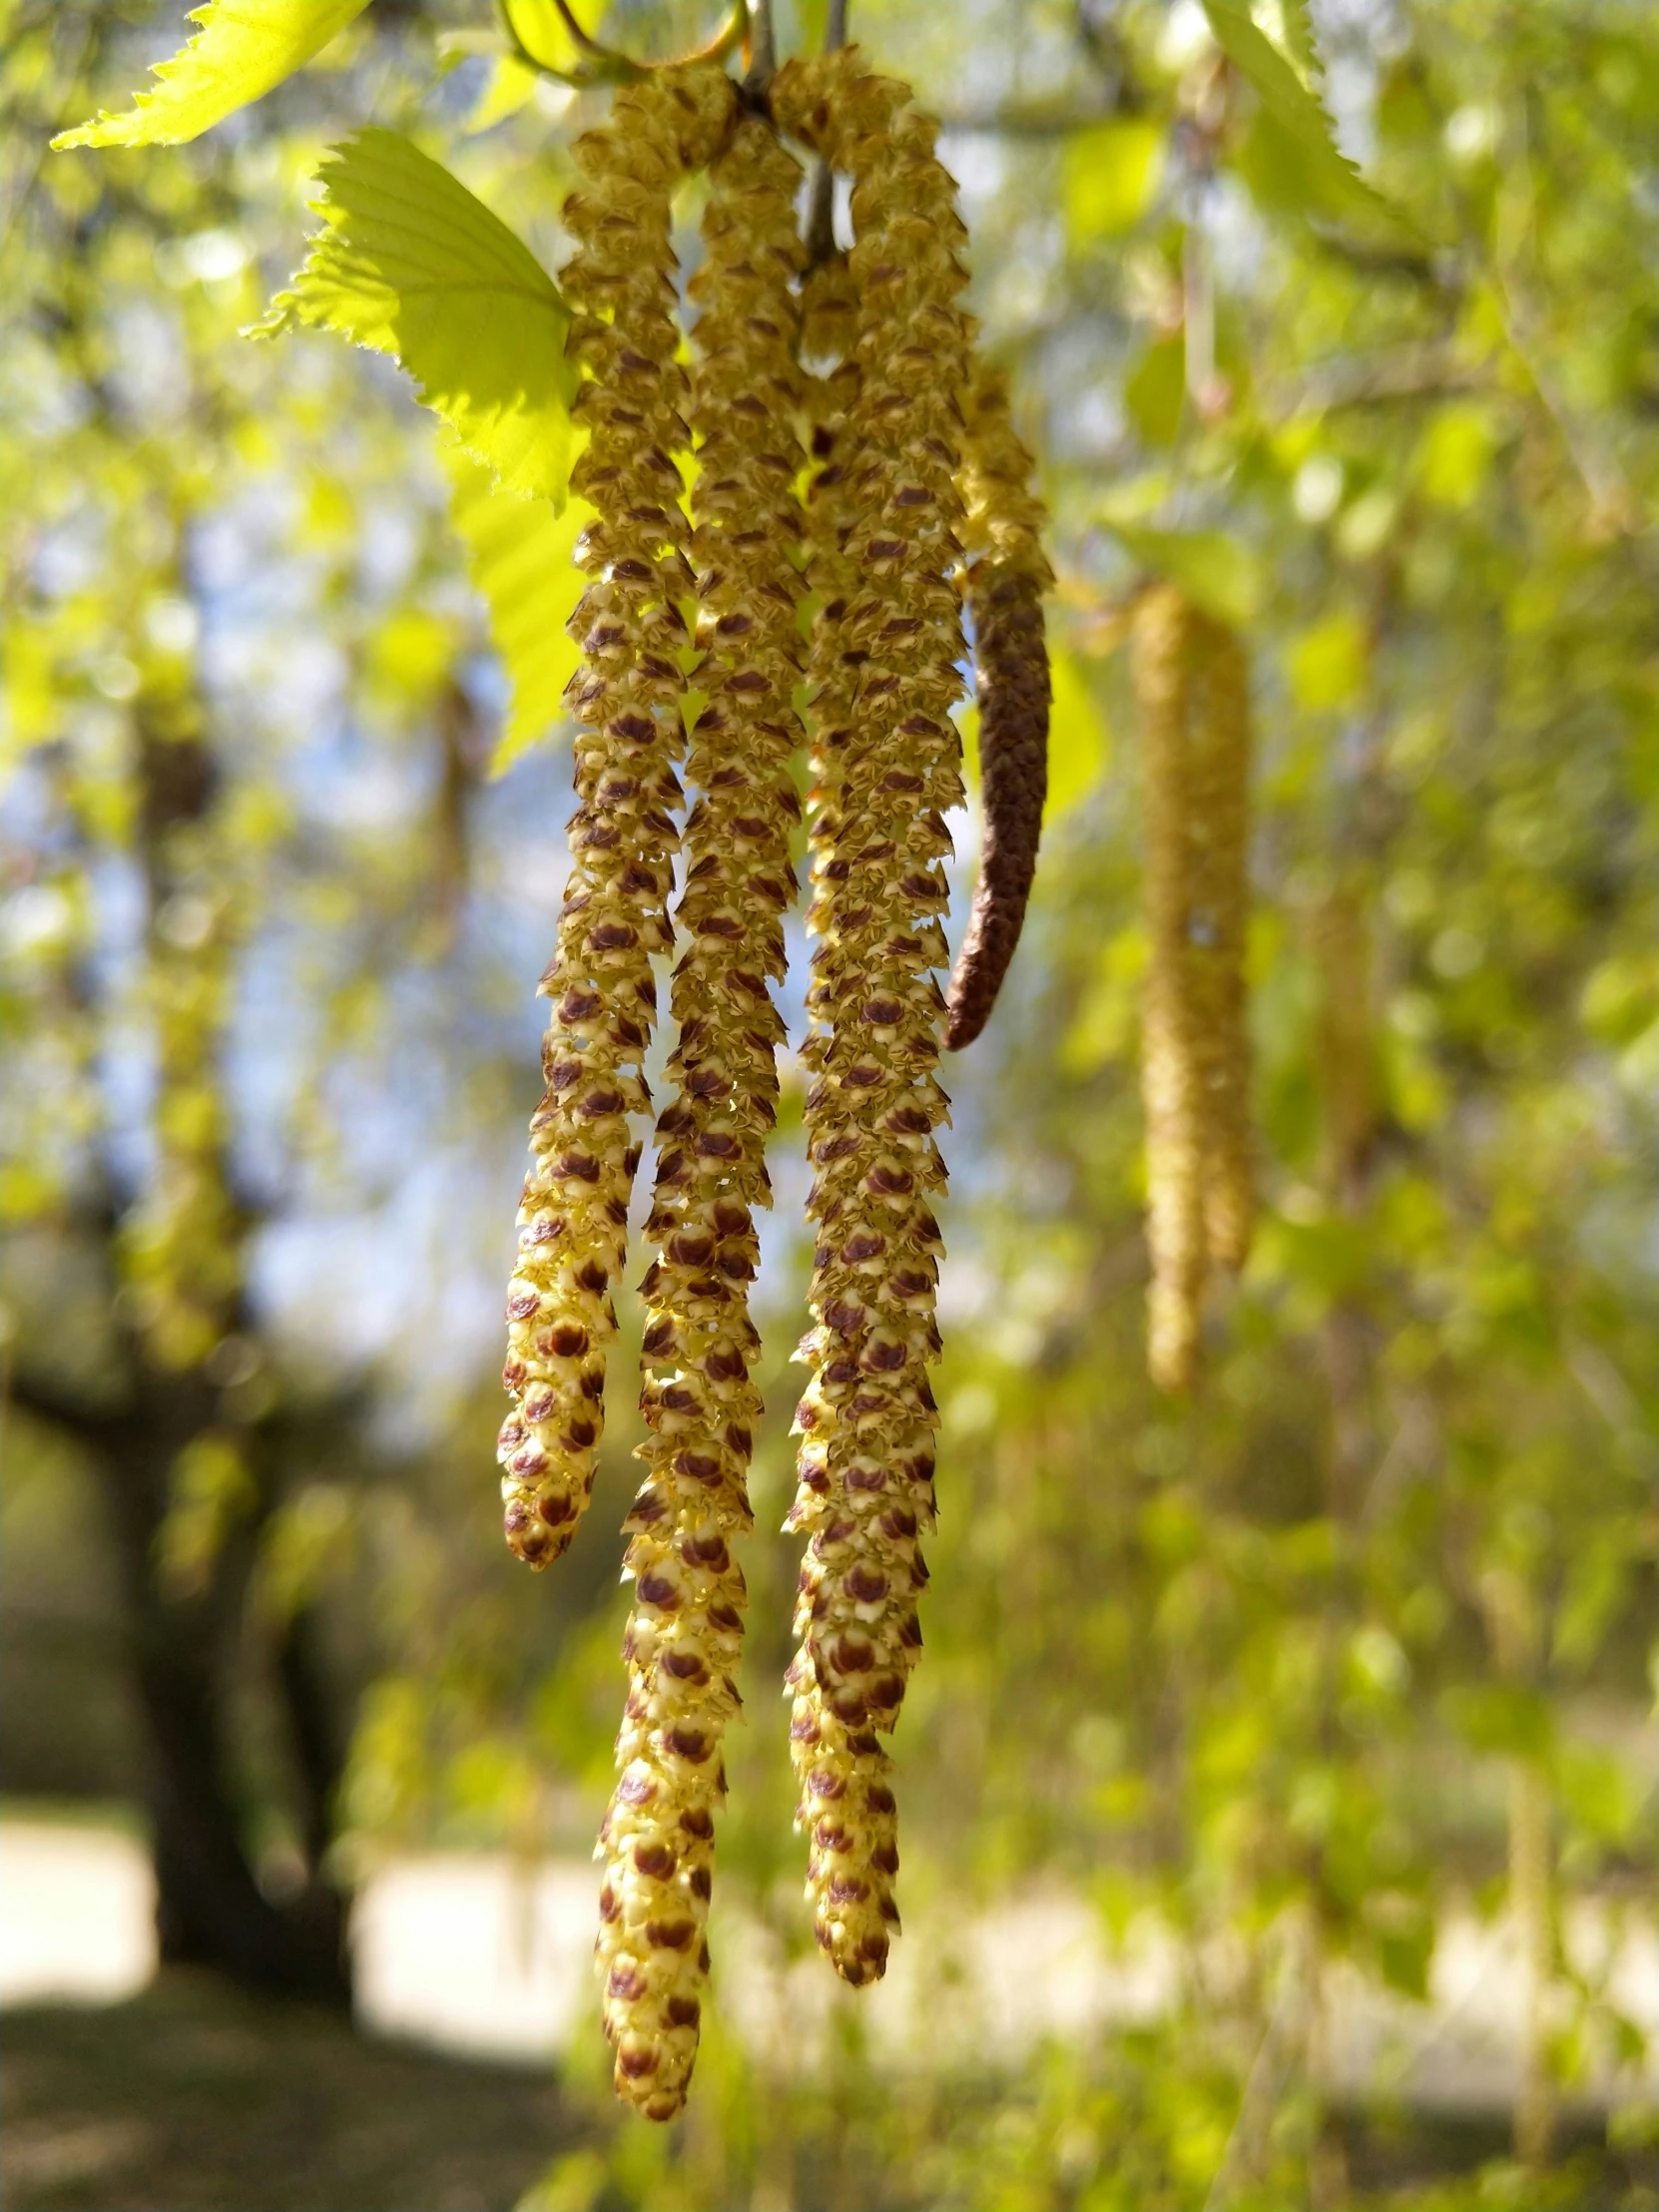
[274,1602,348,1881]
[11,1355,353,2007]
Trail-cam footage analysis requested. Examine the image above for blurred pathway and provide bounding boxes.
[3,1813,1654,2109]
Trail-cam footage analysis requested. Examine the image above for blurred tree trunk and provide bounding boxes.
[109,1389,348,1999]
[7,1356,351,2003]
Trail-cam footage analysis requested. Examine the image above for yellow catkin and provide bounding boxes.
[498,66,735,1569]
[1184,616,1253,1273]
[1133,585,1254,1390]
[593,112,806,2122]
[773,50,967,1986]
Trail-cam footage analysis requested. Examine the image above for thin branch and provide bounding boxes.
[744,0,777,90]
[496,0,747,87]
[1268,344,1487,421]
[3,1362,129,1443]
[547,0,609,57]
[933,102,1131,137]
[803,0,849,268]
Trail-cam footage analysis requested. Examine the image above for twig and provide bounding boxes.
[744,0,777,91]
[548,0,609,57]
[803,0,849,268]
[932,102,1133,136]
[497,0,747,87]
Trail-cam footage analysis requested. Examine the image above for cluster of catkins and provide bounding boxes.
[494,52,1051,2119]
[1132,584,1255,1391]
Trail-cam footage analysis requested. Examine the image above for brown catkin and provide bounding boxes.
[773,50,967,1986]
[944,363,1053,1051]
[1133,584,1254,1390]
[593,113,806,2123]
[498,66,735,1569]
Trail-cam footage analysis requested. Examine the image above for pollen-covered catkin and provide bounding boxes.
[593,113,806,2123]
[773,51,968,1986]
[1133,584,1254,1390]
[945,362,1053,1051]
[498,67,735,1569]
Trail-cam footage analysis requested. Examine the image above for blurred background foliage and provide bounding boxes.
[1,0,1655,2207]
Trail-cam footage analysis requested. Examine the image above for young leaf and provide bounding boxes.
[1108,524,1266,630]
[441,443,591,775]
[1064,120,1166,243]
[53,0,371,151]
[1046,650,1109,823]
[1201,0,1411,237]
[254,130,581,504]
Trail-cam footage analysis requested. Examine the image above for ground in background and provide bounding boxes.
[1,1972,575,2212]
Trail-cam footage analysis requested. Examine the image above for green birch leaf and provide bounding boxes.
[1201,0,1412,237]
[53,0,371,150]
[1046,649,1109,822]
[253,130,581,503]
[441,443,591,774]
[1278,0,1317,73]
[1109,524,1266,629]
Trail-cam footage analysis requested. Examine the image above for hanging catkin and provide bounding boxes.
[593,111,806,2123]
[1133,584,1253,1390]
[1185,610,1253,1274]
[498,67,735,1568]
[945,362,1053,1051]
[773,49,967,1986]
[1315,883,1376,1207]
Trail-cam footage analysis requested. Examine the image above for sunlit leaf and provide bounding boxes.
[440,442,590,773]
[1046,648,1109,821]
[503,0,609,73]
[1107,524,1267,629]
[1415,400,1499,508]
[1286,608,1368,712]
[1065,120,1166,242]
[462,55,541,135]
[53,0,371,151]
[1203,0,1413,237]
[1124,336,1186,448]
[254,129,580,503]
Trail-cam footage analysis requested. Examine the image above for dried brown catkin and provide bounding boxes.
[593,112,806,2123]
[774,48,967,1986]
[945,363,1053,1051]
[498,67,735,1567]
[1133,584,1254,1391]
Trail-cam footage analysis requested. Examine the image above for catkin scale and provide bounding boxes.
[593,113,807,2121]
[774,50,967,1985]
[498,67,735,1569]
[1133,584,1254,1390]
